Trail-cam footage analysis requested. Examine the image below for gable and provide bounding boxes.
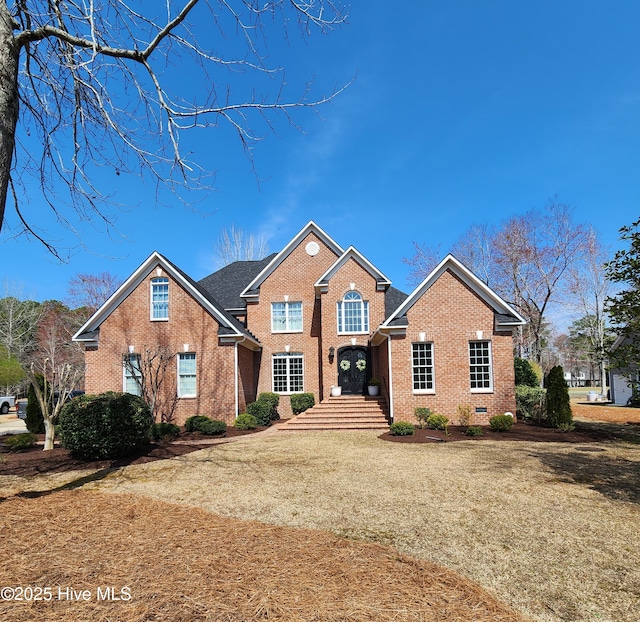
[380,254,525,335]
[73,252,260,348]
[240,222,343,301]
[314,246,391,295]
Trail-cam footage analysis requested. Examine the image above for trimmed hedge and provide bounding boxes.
[290,393,315,415]
[58,392,152,460]
[489,414,515,431]
[185,415,213,433]
[234,413,258,430]
[390,421,415,436]
[246,400,273,427]
[200,419,227,436]
[257,392,280,421]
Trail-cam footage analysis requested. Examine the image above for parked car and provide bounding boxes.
[0,396,16,415]
[16,400,27,420]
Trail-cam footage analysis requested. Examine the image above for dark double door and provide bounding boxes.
[337,346,369,395]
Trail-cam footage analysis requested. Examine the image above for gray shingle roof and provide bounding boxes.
[385,286,409,320]
[198,254,277,311]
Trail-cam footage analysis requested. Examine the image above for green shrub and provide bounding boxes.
[426,413,449,431]
[246,400,273,426]
[414,407,432,428]
[545,365,573,428]
[290,393,315,415]
[257,392,280,420]
[515,385,546,421]
[4,432,37,451]
[150,422,181,441]
[199,419,227,435]
[489,414,515,431]
[390,421,415,436]
[234,413,258,430]
[514,357,539,388]
[25,375,45,434]
[464,426,483,437]
[184,415,213,432]
[557,422,576,432]
[58,392,152,460]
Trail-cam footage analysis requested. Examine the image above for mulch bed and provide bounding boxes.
[379,422,616,444]
[0,426,266,477]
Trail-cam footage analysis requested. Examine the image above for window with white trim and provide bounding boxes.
[337,291,369,334]
[272,352,304,393]
[151,277,169,320]
[271,302,303,333]
[178,353,197,397]
[123,354,142,396]
[469,340,493,391]
[412,342,434,392]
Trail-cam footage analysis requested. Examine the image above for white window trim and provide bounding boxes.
[272,352,304,394]
[123,354,142,396]
[150,277,170,322]
[271,301,303,334]
[177,352,197,398]
[469,340,494,393]
[412,342,436,394]
[336,291,370,335]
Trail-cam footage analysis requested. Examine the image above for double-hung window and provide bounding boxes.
[412,343,434,392]
[337,291,369,334]
[469,340,493,391]
[178,353,197,398]
[271,302,303,333]
[272,353,304,393]
[123,354,142,396]
[151,277,169,320]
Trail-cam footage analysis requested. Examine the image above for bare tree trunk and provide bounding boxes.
[0,4,19,233]
[43,417,55,450]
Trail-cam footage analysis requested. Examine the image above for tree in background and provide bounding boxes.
[605,218,640,397]
[67,272,123,316]
[403,202,590,365]
[566,227,613,395]
[0,344,25,395]
[214,225,270,268]
[514,357,539,388]
[25,301,85,449]
[0,1,347,255]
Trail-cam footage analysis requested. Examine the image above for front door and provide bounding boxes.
[338,346,368,395]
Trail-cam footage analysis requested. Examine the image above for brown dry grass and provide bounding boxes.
[1,422,639,622]
[571,399,640,424]
[0,490,528,622]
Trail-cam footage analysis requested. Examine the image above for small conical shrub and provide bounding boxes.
[25,375,45,434]
[545,365,572,428]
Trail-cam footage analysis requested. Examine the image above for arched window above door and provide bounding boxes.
[337,291,369,334]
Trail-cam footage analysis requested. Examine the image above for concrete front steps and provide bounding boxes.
[279,395,390,432]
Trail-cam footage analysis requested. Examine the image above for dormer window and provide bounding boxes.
[151,277,169,320]
[337,291,369,334]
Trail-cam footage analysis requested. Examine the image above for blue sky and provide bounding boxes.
[1,1,639,307]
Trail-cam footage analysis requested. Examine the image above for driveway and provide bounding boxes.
[0,413,27,436]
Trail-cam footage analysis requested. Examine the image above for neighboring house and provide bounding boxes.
[608,334,639,405]
[73,221,525,426]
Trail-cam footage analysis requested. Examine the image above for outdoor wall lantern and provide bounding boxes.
[328,346,335,363]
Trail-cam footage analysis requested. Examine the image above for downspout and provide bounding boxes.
[387,335,394,423]
[234,340,239,418]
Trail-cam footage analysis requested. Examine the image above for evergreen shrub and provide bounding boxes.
[4,432,37,451]
[58,392,152,460]
[426,413,449,431]
[545,365,573,428]
[25,375,45,434]
[150,422,181,441]
[489,414,515,431]
[246,400,273,426]
[234,413,258,430]
[390,421,415,436]
[199,419,227,435]
[185,415,213,432]
[290,393,315,415]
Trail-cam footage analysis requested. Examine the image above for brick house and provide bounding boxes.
[74,221,525,427]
